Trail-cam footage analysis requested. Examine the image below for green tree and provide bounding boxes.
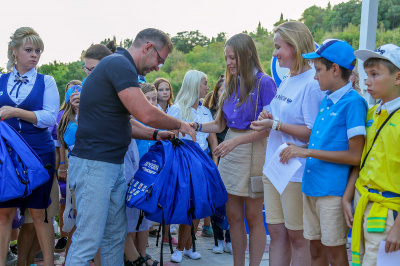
[171,31,210,53]
[274,13,289,27]
[38,61,86,103]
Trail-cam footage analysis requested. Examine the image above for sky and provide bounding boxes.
[0,0,347,69]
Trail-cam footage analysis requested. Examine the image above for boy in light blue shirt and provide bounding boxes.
[279,39,368,265]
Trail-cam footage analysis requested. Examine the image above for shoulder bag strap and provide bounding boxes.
[250,75,267,176]
[360,107,400,170]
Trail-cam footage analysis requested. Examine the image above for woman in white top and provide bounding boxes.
[0,27,59,266]
[167,70,219,263]
[251,21,324,266]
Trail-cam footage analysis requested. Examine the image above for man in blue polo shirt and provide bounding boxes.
[278,39,368,265]
[66,28,196,266]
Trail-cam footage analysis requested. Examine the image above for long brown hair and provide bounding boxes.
[57,103,77,149]
[153,78,174,107]
[215,33,264,125]
[203,74,225,116]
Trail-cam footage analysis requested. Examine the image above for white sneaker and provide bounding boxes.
[212,240,224,254]
[184,248,201,260]
[224,242,233,254]
[170,224,178,235]
[171,249,183,263]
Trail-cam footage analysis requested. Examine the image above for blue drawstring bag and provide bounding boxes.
[159,142,192,225]
[126,138,228,225]
[0,121,50,202]
[125,140,174,214]
[0,131,27,202]
[182,140,228,219]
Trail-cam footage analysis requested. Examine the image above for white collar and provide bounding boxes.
[376,96,400,114]
[325,82,353,104]
[12,67,36,79]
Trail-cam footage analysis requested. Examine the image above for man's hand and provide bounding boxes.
[178,122,196,142]
[341,197,354,228]
[0,106,17,120]
[386,220,400,253]
[156,131,175,141]
[279,144,310,164]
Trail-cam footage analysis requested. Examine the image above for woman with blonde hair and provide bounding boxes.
[193,33,276,265]
[0,27,59,266]
[167,70,219,263]
[153,78,173,113]
[251,21,325,265]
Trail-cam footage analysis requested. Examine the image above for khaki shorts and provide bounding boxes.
[263,176,303,230]
[24,176,60,223]
[303,194,349,246]
[354,189,396,266]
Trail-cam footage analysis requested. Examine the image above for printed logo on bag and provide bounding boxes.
[134,181,139,187]
[389,122,396,127]
[133,190,140,196]
[142,185,147,192]
[127,194,132,201]
[138,183,143,189]
[128,178,135,186]
[366,119,374,127]
[330,112,337,116]
[142,160,160,175]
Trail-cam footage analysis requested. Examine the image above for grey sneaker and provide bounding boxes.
[6,249,17,266]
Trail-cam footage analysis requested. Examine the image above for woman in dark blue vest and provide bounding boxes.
[0,27,59,266]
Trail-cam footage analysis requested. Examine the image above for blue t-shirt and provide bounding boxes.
[64,121,78,152]
[302,83,368,197]
[134,120,157,158]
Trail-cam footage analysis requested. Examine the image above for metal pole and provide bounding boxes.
[358,0,379,105]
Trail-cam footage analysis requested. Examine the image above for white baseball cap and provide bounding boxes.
[354,44,400,69]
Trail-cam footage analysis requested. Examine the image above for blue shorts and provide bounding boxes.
[0,151,55,209]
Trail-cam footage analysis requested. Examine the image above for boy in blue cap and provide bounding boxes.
[342,44,400,266]
[279,39,368,265]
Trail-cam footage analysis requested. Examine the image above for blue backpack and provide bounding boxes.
[0,121,50,202]
[126,138,228,225]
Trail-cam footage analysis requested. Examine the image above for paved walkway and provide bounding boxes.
[35,229,354,265]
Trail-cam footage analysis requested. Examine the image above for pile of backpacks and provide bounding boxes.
[126,137,228,226]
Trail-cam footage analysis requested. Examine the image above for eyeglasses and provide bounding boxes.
[82,65,95,74]
[147,42,165,69]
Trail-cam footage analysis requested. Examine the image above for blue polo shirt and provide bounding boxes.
[302,82,368,197]
[72,47,140,164]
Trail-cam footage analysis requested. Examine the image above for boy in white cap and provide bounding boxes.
[342,44,400,266]
[279,39,368,265]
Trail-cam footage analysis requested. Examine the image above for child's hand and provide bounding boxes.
[385,220,400,253]
[279,144,309,164]
[341,197,354,228]
[258,110,273,121]
[250,119,273,132]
